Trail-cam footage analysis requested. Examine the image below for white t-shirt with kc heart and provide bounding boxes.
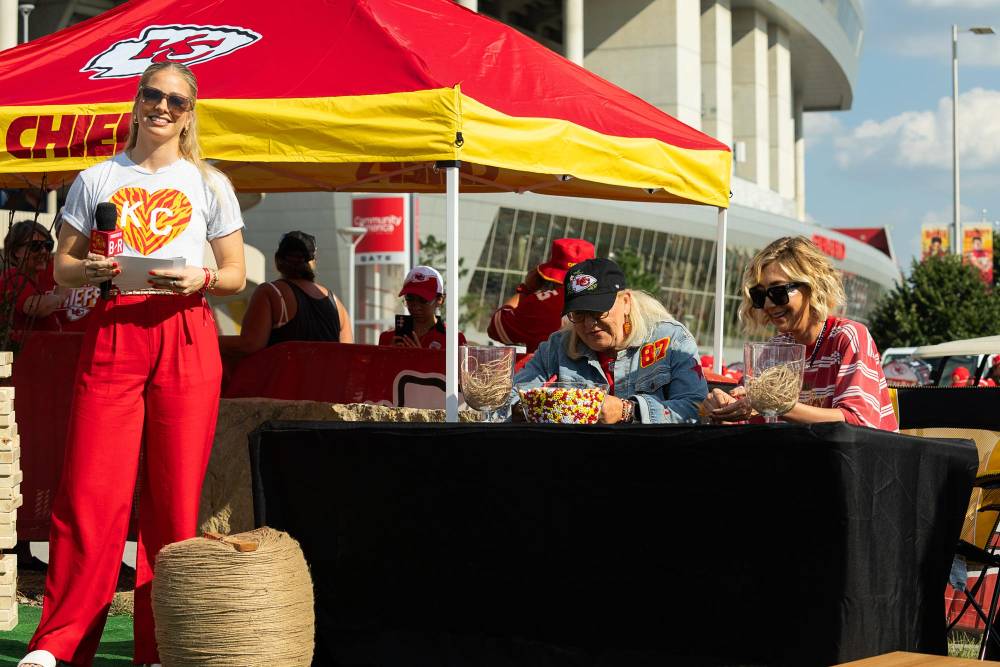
[61,152,244,267]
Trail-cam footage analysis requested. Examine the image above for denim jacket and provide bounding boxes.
[513,319,707,424]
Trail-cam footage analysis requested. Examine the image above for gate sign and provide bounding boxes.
[353,195,408,265]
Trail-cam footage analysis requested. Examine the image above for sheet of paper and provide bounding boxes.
[113,256,185,292]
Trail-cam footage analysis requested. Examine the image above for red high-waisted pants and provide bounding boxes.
[29,293,221,666]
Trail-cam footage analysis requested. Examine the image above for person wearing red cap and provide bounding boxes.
[378,265,467,350]
[488,238,595,352]
[950,366,972,387]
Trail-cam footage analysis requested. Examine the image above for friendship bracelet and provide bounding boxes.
[619,398,635,424]
[201,267,212,292]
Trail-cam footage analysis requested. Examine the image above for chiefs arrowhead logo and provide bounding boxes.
[83,24,262,80]
[109,187,193,255]
[569,274,597,293]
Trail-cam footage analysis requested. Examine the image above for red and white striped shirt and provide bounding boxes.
[773,316,898,431]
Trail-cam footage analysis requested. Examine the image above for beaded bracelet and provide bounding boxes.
[619,398,635,424]
[207,268,219,292]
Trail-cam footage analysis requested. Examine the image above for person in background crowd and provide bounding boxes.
[703,236,897,430]
[986,356,1000,385]
[950,366,972,388]
[488,238,595,353]
[513,258,707,424]
[0,220,62,334]
[220,230,352,356]
[378,265,466,350]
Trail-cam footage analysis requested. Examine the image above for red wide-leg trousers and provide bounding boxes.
[29,294,222,666]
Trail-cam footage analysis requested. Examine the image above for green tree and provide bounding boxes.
[868,255,1000,348]
[417,234,487,329]
[612,247,660,294]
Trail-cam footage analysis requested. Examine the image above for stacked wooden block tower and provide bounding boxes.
[0,351,18,630]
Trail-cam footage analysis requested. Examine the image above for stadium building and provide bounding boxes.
[1,0,897,359]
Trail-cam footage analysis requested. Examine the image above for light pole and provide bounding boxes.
[337,226,367,341]
[17,3,32,43]
[952,24,995,256]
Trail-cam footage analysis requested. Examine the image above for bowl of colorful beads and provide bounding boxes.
[516,382,609,424]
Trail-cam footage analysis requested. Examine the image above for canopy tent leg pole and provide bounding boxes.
[713,207,728,375]
[444,164,460,423]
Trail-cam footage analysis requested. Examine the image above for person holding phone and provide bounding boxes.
[378,265,466,350]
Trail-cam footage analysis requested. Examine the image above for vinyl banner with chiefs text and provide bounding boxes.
[353,195,410,265]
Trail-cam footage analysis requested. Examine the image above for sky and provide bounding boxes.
[804,0,1000,270]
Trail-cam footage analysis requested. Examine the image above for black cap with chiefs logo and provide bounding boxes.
[562,258,628,315]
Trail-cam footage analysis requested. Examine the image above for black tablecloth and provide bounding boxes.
[248,422,976,667]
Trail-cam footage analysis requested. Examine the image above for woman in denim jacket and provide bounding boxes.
[513,258,707,424]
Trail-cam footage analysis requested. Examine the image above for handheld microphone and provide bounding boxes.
[90,202,123,300]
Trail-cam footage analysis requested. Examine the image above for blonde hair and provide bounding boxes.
[565,289,673,359]
[126,62,229,195]
[738,236,845,332]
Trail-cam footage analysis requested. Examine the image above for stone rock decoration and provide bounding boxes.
[0,351,19,631]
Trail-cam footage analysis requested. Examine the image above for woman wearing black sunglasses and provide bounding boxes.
[0,220,63,335]
[21,62,246,667]
[703,236,896,431]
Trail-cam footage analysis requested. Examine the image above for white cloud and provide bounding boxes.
[804,112,843,138]
[920,204,979,225]
[833,88,1000,170]
[908,0,1000,7]
[893,32,1000,66]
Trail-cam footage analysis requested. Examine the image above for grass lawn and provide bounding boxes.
[0,606,133,665]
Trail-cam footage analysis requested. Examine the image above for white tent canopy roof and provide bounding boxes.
[912,335,1000,359]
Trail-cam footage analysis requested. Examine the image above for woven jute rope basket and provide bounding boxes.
[152,527,314,667]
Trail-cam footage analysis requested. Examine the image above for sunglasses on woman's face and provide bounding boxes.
[139,86,194,113]
[748,282,802,309]
[567,309,611,324]
[26,239,54,253]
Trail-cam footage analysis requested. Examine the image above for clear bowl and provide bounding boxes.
[516,382,609,424]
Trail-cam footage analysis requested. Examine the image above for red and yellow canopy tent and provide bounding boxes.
[0,0,732,420]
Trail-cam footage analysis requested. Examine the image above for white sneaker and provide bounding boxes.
[18,650,56,667]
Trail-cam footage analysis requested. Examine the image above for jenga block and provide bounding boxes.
[0,353,12,364]
[0,400,12,416]
[0,388,13,401]
[0,555,15,584]
[0,414,14,427]
[0,461,19,477]
[0,481,22,497]
[0,437,17,453]
[0,424,16,439]
[0,447,19,465]
[0,604,18,624]
[0,583,13,599]
[0,536,15,549]
[0,365,11,379]
[0,522,16,539]
[0,495,22,513]
[0,510,16,525]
